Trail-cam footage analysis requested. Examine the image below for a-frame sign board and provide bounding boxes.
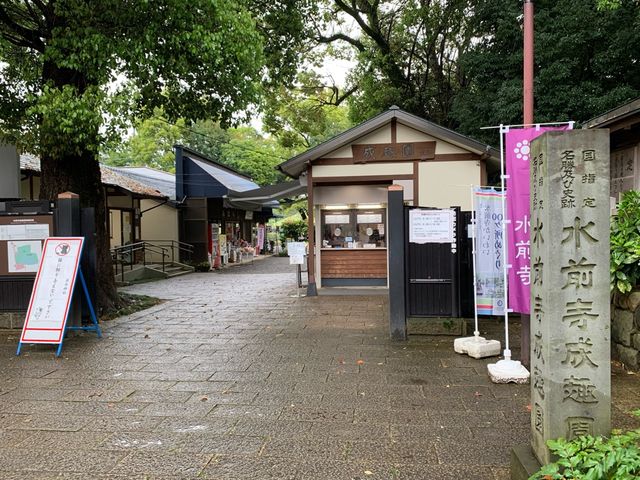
[17,237,102,357]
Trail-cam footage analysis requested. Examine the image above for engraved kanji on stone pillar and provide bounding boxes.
[529,130,610,465]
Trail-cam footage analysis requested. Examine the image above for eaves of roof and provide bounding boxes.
[277,106,500,179]
[583,97,640,130]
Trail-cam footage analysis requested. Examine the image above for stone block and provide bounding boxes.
[0,312,25,330]
[628,291,640,313]
[632,333,640,352]
[613,343,640,370]
[408,317,467,336]
[0,313,12,329]
[510,445,542,480]
[635,305,640,330]
[612,308,635,347]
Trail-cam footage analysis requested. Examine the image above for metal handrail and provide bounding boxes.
[111,241,171,282]
[139,239,194,263]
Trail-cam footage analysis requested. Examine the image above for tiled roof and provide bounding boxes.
[20,155,166,199]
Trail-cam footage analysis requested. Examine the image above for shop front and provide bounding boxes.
[277,106,500,295]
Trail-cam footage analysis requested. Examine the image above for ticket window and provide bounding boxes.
[321,208,386,249]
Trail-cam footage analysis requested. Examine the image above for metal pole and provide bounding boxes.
[523,0,534,125]
[500,125,511,360]
[470,186,480,338]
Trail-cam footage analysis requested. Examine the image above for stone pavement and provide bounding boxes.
[0,256,639,479]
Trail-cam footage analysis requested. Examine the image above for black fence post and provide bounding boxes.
[387,185,407,341]
[55,192,82,327]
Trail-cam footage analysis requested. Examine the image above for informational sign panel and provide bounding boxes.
[20,237,84,344]
[287,241,306,265]
[0,214,53,276]
[409,209,454,243]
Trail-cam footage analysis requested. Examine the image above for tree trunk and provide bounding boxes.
[39,150,119,314]
[38,61,120,314]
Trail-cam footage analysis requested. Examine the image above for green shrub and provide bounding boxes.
[530,413,640,480]
[610,190,640,294]
[279,218,307,245]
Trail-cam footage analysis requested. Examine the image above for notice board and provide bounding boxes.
[0,214,54,276]
[20,237,84,344]
[409,209,454,244]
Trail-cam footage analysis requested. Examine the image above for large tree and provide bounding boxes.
[0,0,311,311]
[314,0,475,126]
[313,0,640,142]
[451,0,640,144]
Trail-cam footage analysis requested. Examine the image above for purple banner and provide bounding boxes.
[505,125,571,313]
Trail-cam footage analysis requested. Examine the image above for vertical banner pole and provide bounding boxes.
[500,125,511,359]
[486,126,530,383]
[470,186,480,338]
[453,187,501,359]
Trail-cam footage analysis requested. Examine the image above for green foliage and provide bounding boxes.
[530,415,640,479]
[279,218,308,245]
[452,0,640,144]
[317,0,640,142]
[102,110,291,186]
[262,70,353,150]
[218,126,289,186]
[105,108,185,172]
[610,190,640,294]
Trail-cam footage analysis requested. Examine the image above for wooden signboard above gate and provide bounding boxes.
[352,141,435,163]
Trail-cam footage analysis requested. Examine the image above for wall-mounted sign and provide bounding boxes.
[325,214,350,224]
[8,240,42,273]
[409,209,454,243]
[20,237,84,344]
[245,210,254,220]
[357,214,382,224]
[0,223,50,241]
[352,141,436,163]
[0,215,54,276]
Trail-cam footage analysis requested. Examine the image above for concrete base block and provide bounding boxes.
[466,338,502,359]
[510,445,541,480]
[453,336,475,353]
[488,359,530,384]
[454,336,501,359]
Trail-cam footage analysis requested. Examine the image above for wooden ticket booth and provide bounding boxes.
[277,106,500,295]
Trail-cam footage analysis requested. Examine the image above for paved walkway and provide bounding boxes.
[0,256,638,479]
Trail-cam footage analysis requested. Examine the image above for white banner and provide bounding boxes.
[473,188,505,316]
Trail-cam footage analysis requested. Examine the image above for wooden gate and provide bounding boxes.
[404,206,473,317]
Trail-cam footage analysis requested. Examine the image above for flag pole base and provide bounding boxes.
[454,335,501,359]
[487,358,530,384]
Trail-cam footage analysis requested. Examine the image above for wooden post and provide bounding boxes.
[388,184,407,340]
[306,165,317,296]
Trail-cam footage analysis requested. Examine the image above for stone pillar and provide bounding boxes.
[529,130,610,465]
[387,185,406,340]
